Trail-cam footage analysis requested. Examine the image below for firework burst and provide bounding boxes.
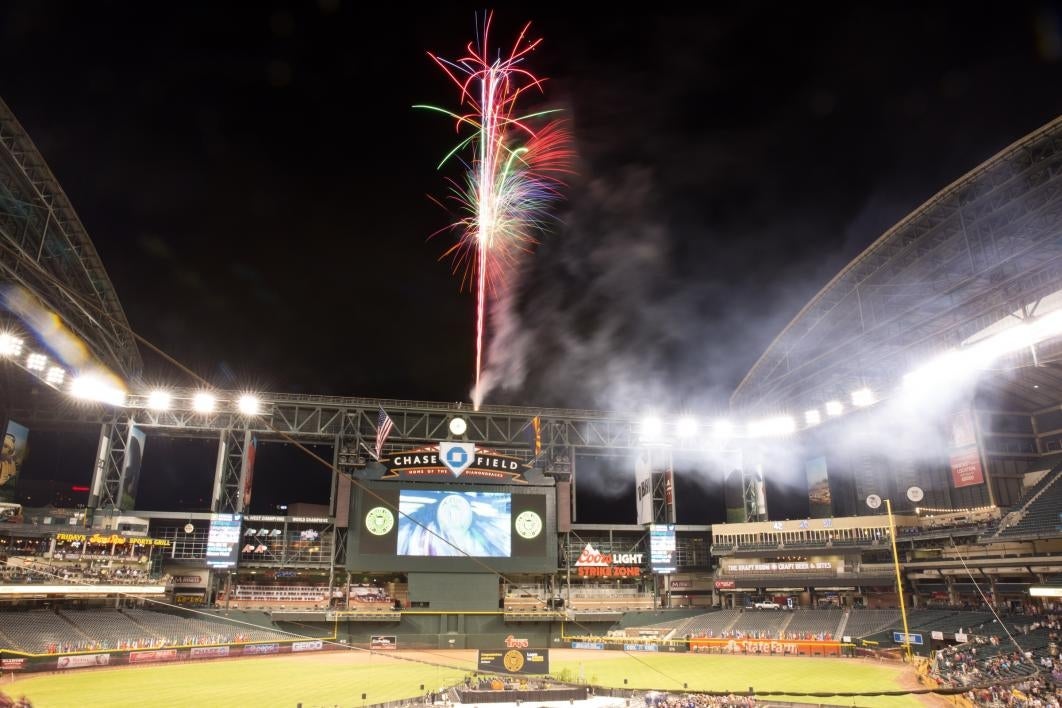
[417,13,572,410]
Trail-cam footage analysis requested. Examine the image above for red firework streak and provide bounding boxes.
[417,13,572,409]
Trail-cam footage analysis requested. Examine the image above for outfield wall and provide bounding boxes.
[0,639,326,674]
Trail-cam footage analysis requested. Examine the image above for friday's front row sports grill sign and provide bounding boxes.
[477,648,549,675]
[383,443,531,484]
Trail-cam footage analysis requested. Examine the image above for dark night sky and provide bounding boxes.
[2,3,1062,520]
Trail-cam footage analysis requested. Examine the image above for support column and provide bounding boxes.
[87,418,131,519]
[211,428,251,514]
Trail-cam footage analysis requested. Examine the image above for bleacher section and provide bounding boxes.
[837,609,899,638]
[0,609,290,654]
[784,608,844,637]
[728,610,790,637]
[666,609,742,637]
[997,465,1062,538]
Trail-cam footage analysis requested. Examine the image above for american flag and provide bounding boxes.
[374,407,395,460]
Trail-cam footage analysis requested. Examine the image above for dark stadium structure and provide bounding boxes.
[1,94,1061,686]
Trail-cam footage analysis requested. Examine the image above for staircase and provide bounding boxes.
[836,609,850,638]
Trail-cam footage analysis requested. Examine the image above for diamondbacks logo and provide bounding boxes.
[439,442,475,477]
[503,649,525,672]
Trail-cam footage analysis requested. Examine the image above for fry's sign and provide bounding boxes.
[573,543,643,577]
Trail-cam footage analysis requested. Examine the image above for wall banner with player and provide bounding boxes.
[477,648,550,675]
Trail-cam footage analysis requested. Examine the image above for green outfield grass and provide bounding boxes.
[551,653,924,708]
[8,653,468,708]
[8,651,924,708]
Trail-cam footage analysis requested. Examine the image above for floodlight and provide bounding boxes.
[675,416,697,439]
[25,353,47,371]
[45,367,65,386]
[851,388,875,407]
[825,400,844,416]
[639,416,664,442]
[70,374,127,407]
[712,419,734,439]
[147,390,172,411]
[192,392,216,414]
[237,394,261,416]
[0,333,23,357]
[804,409,821,426]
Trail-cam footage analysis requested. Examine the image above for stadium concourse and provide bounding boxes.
[2,101,1062,708]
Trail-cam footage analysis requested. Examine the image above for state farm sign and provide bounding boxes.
[574,543,643,578]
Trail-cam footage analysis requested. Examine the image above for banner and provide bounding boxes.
[243,643,280,655]
[805,456,832,518]
[370,635,397,650]
[118,424,146,510]
[1,420,29,503]
[190,646,230,659]
[950,448,984,488]
[56,653,111,669]
[129,649,177,664]
[949,410,984,489]
[635,453,652,525]
[292,640,323,652]
[478,648,549,675]
[382,444,532,484]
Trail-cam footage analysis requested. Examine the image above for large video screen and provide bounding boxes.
[649,523,676,574]
[206,513,242,568]
[398,490,511,557]
[350,483,555,573]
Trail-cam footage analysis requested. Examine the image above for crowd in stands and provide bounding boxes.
[643,692,756,708]
[3,558,157,585]
[930,611,1061,707]
[41,632,259,654]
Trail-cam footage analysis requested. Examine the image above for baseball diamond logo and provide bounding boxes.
[439,442,476,477]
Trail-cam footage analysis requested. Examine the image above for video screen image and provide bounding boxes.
[397,490,511,557]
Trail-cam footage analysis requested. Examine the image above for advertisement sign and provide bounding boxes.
[240,434,257,510]
[129,649,178,664]
[190,646,231,658]
[722,559,837,574]
[571,642,605,650]
[623,643,659,652]
[477,648,549,675]
[292,640,323,652]
[56,653,111,669]
[243,643,280,655]
[383,445,532,484]
[0,658,25,671]
[370,635,397,650]
[892,632,924,646]
[0,420,29,504]
[931,631,944,640]
[171,575,205,586]
[714,580,736,589]
[573,543,643,578]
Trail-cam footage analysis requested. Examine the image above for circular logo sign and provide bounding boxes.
[865,494,882,510]
[502,649,525,673]
[906,486,924,503]
[365,506,395,536]
[514,511,543,539]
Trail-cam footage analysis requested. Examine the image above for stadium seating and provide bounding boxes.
[783,608,844,638]
[0,609,291,653]
[997,465,1062,538]
[839,609,899,638]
